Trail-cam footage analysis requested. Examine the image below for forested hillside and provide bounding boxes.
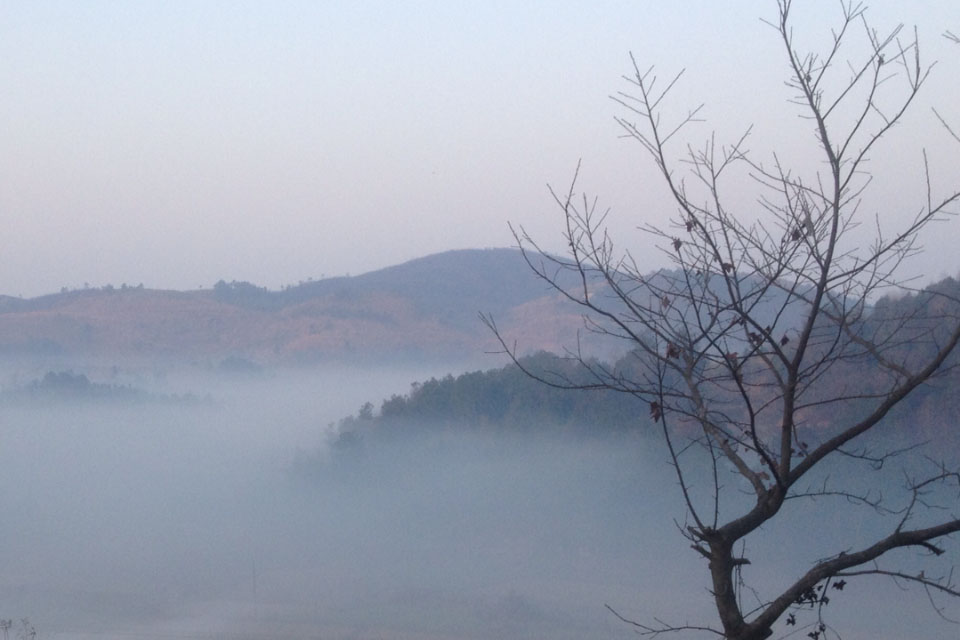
[326,276,960,451]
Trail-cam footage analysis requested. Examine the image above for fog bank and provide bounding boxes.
[0,365,956,639]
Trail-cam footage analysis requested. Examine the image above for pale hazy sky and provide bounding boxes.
[0,1,956,296]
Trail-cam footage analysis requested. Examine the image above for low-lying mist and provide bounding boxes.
[0,364,956,639]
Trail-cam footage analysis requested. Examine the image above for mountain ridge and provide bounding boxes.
[5,249,952,368]
[0,249,610,364]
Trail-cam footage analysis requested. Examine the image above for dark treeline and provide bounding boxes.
[326,276,960,456]
[336,351,651,442]
[0,370,210,406]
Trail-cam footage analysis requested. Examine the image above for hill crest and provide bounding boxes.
[0,249,610,365]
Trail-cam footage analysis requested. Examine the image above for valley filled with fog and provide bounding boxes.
[0,361,957,640]
[0,362,669,640]
[2,0,958,636]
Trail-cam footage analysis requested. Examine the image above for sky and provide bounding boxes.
[0,1,957,297]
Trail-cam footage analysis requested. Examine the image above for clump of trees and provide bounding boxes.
[487,2,960,638]
[0,619,37,640]
[212,279,280,311]
[331,352,647,445]
[0,370,208,406]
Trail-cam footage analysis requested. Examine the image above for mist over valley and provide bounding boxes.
[4,1,960,636]
[0,253,958,639]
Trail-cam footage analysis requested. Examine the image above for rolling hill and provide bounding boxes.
[0,249,619,365]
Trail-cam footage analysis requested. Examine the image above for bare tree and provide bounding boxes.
[934,29,960,145]
[485,2,960,639]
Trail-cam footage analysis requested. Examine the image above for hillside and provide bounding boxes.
[0,249,618,365]
[319,276,960,455]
